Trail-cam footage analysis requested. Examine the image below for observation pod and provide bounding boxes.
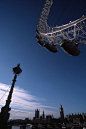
[60,39,80,56]
[36,29,40,35]
[36,35,42,40]
[44,43,58,53]
[37,40,45,47]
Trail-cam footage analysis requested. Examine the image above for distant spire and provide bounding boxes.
[60,103,62,108]
[59,104,64,122]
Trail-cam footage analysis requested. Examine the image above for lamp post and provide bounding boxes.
[0,64,22,129]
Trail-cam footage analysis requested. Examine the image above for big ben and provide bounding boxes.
[60,104,64,122]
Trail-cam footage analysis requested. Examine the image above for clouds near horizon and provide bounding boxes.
[0,82,59,119]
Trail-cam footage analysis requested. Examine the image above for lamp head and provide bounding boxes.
[13,64,22,75]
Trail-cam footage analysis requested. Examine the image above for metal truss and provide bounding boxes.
[37,0,86,45]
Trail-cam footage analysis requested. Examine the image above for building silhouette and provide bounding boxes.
[42,111,45,119]
[60,104,64,122]
[35,109,39,119]
[66,113,83,123]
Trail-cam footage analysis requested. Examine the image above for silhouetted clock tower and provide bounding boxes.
[60,104,64,123]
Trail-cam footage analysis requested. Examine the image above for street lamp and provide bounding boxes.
[0,64,22,129]
[13,63,22,75]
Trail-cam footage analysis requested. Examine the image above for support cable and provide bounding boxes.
[55,0,71,25]
[0,86,10,101]
[79,0,86,17]
[63,0,75,24]
[71,0,80,20]
[50,0,64,25]
[49,0,60,20]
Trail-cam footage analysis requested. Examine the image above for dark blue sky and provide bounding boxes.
[0,0,86,119]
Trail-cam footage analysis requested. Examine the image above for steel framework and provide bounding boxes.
[37,0,86,45]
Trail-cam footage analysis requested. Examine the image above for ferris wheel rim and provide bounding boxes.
[37,0,86,46]
[39,15,86,35]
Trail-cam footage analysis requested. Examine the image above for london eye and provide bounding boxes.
[36,0,86,56]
